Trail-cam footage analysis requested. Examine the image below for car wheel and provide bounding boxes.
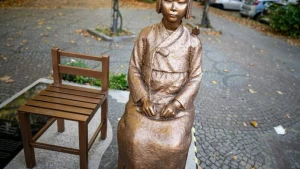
[253,13,262,20]
[218,4,224,9]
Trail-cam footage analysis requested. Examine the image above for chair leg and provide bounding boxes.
[57,118,65,132]
[18,111,36,168]
[79,122,88,169]
[100,99,107,140]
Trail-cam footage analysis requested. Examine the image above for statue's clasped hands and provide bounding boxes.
[140,97,181,119]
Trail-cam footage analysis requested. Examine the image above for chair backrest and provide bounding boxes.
[51,47,109,91]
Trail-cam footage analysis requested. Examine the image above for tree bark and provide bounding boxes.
[200,0,212,28]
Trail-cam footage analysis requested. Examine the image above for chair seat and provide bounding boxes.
[19,83,107,122]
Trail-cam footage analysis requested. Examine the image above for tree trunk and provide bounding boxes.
[200,0,211,28]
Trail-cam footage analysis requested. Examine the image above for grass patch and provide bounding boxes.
[61,59,128,90]
[95,26,132,37]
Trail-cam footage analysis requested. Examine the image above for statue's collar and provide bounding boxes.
[159,21,183,39]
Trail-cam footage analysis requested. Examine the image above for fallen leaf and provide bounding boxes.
[70,40,76,44]
[246,74,250,77]
[250,121,258,127]
[290,69,294,72]
[75,29,82,33]
[285,114,290,118]
[1,55,7,60]
[248,89,256,94]
[38,20,44,25]
[46,27,51,30]
[211,81,217,85]
[6,44,11,47]
[7,38,13,41]
[243,122,247,126]
[232,155,238,160]
[40,33,48,37]
[249,63,255,66]
[0,76,14,83]
[223,69,229,72]
[276,91,283,95]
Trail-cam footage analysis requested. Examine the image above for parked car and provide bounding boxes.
[210,0,244,10]
[240,0,278,19]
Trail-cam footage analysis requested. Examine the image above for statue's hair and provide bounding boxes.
[156,0,192,19]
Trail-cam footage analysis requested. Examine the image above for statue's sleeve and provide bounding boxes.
[175,38,203,109]
[128,34,148,103]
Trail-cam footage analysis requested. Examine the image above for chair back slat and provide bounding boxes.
[59,65,103,79]
[59,51,104,62]
[51,47,109,91]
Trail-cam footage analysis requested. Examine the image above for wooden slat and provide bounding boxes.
[26,100,93,115]
[51,47,62,84]
[19,105,88,122]
[32,118,56,143]
[45,86,102,99]
[32,95,97,109]
[39,91,100,104]
[88,122,104,150]
[101,55,109,91]
[59,51,104,62]
[31,142,79,155]
[51,83,106,94]
[59,65,102,79]
[86,94,107,123]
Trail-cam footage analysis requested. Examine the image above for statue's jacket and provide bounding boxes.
[118,21,203,169]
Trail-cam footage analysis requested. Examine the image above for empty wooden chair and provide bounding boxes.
[18,47,109,169]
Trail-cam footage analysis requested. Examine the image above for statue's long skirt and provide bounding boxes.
[117,97,195,169]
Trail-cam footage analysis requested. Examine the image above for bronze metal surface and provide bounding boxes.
[117,0,203,168]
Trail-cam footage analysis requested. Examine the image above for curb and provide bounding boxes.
[87,29,137,42]
[192,127,200,169]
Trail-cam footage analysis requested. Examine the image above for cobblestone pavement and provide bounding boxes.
[0,4,300,169]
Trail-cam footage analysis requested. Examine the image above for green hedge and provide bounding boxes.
[269,3,300,38]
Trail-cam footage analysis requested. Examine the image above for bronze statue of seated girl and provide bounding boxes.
[117,0,202,168]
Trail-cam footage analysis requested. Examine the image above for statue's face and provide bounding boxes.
[161,0,188,24]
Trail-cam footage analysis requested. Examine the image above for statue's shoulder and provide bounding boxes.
[183,26,201,48]
[138,23,159,38]
[190,34,201,48]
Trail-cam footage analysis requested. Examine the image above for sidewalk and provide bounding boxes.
[0,3,300,169]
